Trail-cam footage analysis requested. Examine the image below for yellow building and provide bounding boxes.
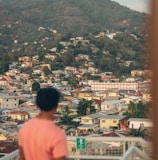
[131,70,152,78]
[73,91,93,99]
[83,96,102,101]
[131,70,144,76]
[78,113,106,132]
[80,114,99,125]
[142,93,152,101]
[99,115,126,129]
[0,134,7,140]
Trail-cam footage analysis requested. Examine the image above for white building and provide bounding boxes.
[101,100,125,111]
[0,95,19,109]
[8,111,29,121]
[128,118,153,129]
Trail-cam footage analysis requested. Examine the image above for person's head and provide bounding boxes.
[36,87,60,112]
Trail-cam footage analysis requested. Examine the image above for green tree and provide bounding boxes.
[19,99,27,105]
[66,76,79,89]
[76,99,96,116]
[56,43,64,51]
[38,50,45,62]
[51,62,64,70]
[135,101,148,118]
[124,101,149,118]
[0,61,9,74]
[58,106,78,129]
[128,101,137,116]
[128,127,148,139]
[58,51,75,66]
[32,81,40,92]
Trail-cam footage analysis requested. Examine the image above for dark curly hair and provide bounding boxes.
[36,87,60,111]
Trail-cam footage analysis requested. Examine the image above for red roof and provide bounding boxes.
[92,99,101,104]
[0,78,7,81]
[9,111,29,115]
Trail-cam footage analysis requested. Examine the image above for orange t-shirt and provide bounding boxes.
[18,118,68,160]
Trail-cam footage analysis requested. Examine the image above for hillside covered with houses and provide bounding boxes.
[0,0,151,158]
[0,32,152,157]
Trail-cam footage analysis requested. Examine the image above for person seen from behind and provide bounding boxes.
[18,87,68,160]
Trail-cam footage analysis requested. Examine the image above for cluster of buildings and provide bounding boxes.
[0,34,153,158]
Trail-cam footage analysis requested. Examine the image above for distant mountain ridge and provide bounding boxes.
[0,0,148,35]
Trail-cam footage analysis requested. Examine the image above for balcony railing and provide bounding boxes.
[0,136,152,160]
[0,150,19,160]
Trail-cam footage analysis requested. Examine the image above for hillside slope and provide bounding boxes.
[0,0,147,34]
[0,0,148,63]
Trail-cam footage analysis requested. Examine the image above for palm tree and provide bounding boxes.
[136,101,148,118]
[76,99,96,116]
[32,81,40,92]
[87,128,94,134]
[124,101,149,118]
[58,106,78,130]
[128,101,137,116]
[128,127,148,139]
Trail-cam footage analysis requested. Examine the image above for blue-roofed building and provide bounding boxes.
[0,108,11,117]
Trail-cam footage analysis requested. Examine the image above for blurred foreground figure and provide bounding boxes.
[18,88,68,160]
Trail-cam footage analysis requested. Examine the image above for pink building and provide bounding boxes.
[91,81,151,92]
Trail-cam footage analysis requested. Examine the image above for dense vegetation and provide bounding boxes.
[0,0,148,75]
[0,0,148,33]
[124,101,150,118]
[50,32,147,77]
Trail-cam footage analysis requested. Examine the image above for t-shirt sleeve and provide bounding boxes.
[52,131,68,158]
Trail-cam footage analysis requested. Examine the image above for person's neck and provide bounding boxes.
[36,110,55,121]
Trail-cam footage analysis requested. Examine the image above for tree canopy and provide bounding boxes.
[76,99,96,116]
[124,101,149,118]
[32,81,40,92]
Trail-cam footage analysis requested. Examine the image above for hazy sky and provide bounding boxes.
[113,0,150,13]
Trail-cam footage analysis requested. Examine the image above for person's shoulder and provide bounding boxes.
[19,118,35,130]
[23,118,35,124]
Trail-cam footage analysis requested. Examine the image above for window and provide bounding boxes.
[83,119,89,122]
[102,120,106,123]
[113,120,117,123]
[107,105,110,108]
